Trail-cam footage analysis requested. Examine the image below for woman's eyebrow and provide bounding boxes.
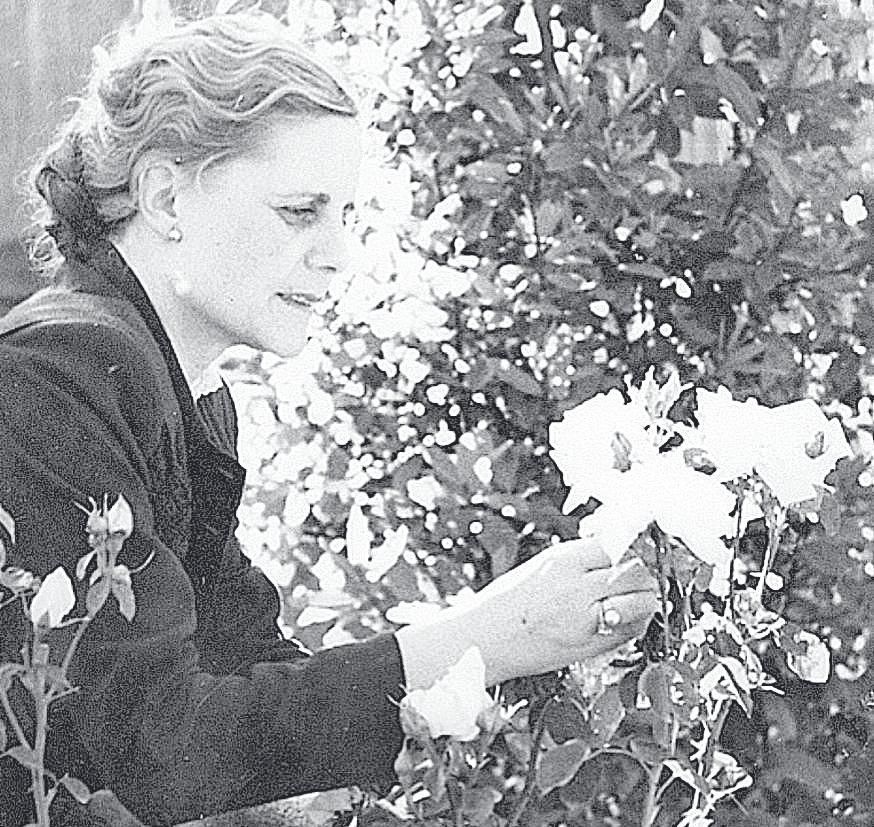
[273,191,331,205]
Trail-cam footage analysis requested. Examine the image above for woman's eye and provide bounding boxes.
[277,205,320,226]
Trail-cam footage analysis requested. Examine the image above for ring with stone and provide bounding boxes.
[596,602,623,635]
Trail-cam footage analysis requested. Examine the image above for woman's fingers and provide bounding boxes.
[554,537,613,572]
[597,558,659,596]
[594,589,660,637]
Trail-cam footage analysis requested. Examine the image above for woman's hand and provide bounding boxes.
[395,537,659,690]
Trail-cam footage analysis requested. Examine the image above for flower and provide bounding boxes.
[693,389,852,505]
[785,630,830,683]
[407,475,444,510]
[106,495,134,538]
[578,452,739,567]
[400,647,494,741]
[549,388,658,513]
[30,567,75,628]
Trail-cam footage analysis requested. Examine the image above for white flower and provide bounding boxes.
[106,495,134,538]
[30,567,75,628]
[694,389,852,505]
[345,503,372,568]
[407,475,443,510]
[578,452,738,567]
[549,388,657,513]
[400,647,494,741]
[785,630,830,683]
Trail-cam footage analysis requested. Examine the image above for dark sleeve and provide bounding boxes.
[0,322,405,827]
[194,384,310,673]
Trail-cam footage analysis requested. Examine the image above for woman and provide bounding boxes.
[0,13,658,826]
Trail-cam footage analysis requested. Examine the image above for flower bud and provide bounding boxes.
[86,512,109,536]
[106,495,134,539]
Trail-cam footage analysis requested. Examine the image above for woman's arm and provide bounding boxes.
[0,318,404,826]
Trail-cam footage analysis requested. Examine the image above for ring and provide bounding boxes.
[596,602,622,635]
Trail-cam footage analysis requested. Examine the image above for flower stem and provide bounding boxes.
[641,763,663,827]
[0,681,30,752]
[656,541,673,657]
[507,698,552,827]
[29,644,51,827]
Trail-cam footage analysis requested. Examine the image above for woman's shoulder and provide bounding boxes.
[0,287,177,426]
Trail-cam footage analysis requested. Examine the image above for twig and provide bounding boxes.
[654,533,674,657]
[0,681,30,752]
[641,763,663,827]
[53,616,92,702]
[507,698,552,827]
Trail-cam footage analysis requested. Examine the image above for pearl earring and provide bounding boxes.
[167,226,183,243]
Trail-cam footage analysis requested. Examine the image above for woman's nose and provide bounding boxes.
[305,222,350,275]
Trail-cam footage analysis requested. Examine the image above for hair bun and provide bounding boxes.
[34,138,109,260]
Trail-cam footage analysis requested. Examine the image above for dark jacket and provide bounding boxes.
[0,242,405,826]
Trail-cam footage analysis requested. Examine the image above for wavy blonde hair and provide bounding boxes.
[29,12,358,269]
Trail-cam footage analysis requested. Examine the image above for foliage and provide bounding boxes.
[0,495,141,826]
[202,0,874,823]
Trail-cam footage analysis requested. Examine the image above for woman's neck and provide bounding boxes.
[113,222,226,390]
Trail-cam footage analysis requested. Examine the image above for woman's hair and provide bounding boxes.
[29,12,358,268]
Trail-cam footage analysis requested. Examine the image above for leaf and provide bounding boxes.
[537,738,589,793]
[478,514,519,576]
[0,718,5,752]
[712,64,759,125]
[86,576,111,617]
[111,577,136,622]
[536,200,564,237]
[542,140,581,173]
[755,140,796,198]
[619,262,668,280]
[588,686,625,747]
[75,551,95,582]
[461,786,500,820]
[0,502,15,545]
[59,775,92,804]
[486,358,542,396]
[639,662,675,750]
[764,746,840,792]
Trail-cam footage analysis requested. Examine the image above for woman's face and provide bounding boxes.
[169,114,362,359]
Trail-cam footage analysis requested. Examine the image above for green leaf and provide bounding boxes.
[0,502,15,545]
[765,746,840,792]
[712,64,759,125]
[588,686,625,747]
[542,140,581,173]
[754,140,796,198]
[461,785,500,821]
[59,775,92,804]
[639,662,675,751]
[536,200,564,237]
[86,576,112,617]
[537,738,589,793]
[618,262,669,281]
[486,358,542,396]
[478,513,519,576]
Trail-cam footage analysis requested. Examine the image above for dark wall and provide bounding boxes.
[0,0,133,307]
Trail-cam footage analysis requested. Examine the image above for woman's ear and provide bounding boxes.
[133,157,181,240]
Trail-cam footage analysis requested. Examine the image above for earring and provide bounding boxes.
[169,274,192,297]
[167,226,183,243]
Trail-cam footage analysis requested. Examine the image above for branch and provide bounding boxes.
[507,698,552,827]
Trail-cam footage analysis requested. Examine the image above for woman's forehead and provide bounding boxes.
[213,114,362,192]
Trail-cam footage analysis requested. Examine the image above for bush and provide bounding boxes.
[219,0,874,823]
